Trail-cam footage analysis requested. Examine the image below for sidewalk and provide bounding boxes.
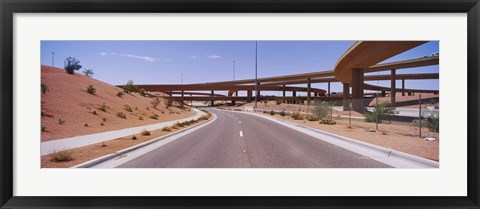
[41,108,205,155]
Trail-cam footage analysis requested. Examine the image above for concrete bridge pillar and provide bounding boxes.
[247,90,252,102]
[328,82,331,96]
[351,69,364,112]
[381,91,386,97]
[181,90,184,104]
[292,91,296,97]
[402,79,405,96]
[307,78,311,105]
[210,90,214,106]
[342,83,350,111]
[282,85,286,102]
[391,69,396,106]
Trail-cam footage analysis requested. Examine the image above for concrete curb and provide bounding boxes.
[222,109,439,168]
[72,113,217,168]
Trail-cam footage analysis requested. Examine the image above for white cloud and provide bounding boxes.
[206,54,221,59]
[188,55,201,60]
[97,52,158,62]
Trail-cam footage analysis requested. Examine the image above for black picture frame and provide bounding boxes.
[1,0,479,208]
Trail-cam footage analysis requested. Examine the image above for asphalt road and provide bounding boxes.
[119,109,390,168]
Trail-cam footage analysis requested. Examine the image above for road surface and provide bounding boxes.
[118,109,390,168]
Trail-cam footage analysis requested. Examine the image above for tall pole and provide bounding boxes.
[375,93,379,131]
[254,41,258,109]
[181,73,183,85]
[51,52,55,67]
[419,94,422,138]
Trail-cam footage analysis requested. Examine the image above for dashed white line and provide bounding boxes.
[239,131,243,137]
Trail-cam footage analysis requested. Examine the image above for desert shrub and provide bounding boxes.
[305,114,320,121]
[199,114,210,121]
[83,68,94,77]
[102,117,107,122]
[138,88,146,97]
[124,104,133,112]
[138,116,144,120]
[149,113,159,120]
[269,110,275,115]
[162,127,172,132]
[117,91,124,98]
[41,83,49,95]
[262,110,267,113]
[100,122,105,126]
[178,102,184,109]
[84,123,89,127]
[141,130,151,136]
[413,110,439,132]
[280,111,286,117]
[291,112,304,120]
[91,109,97,115]
[58,117,65,124]
[364,101,395,123]
[171,125,179,129]
[312,99,330,119]
[41,124,47,132]
[116,112,127,119]
[99,103,109,112]
[50,149,74,162]
[164,99,173,108]
[132,135,137,140]
[276,99,283,105]
[87,85,96,95]
[64,57,82,74]
[320,117,336,125]
[151,98,161,109]
[176,122,185,127]
[123,80,137,94]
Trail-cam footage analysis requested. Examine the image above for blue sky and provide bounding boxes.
[41,41,438,95]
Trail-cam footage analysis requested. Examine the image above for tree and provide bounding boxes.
[312,99,329,119]
[64,57,82,74]
[83,68,94,77]
[123,80,137,94]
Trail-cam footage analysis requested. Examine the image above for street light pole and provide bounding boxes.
[233,60,236,81]
[254,41,258,109]
[181,73,183,85]
[52,52,55,67]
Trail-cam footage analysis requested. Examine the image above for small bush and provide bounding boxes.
[116,112,127,119]
[83,68,94,77]
[141,130,151,136]
[58,117,65,124]
[149,113,159,120]
[99,103,109,112]
[364,101,395,123]
[50,149,74,162]
[132,135,137,140]
[164,99,173,108]
[84,123,89,127]
[291,112,304,120]
[162,126,172,132]
[102,117,107,122]
[263,110,267,113]
[87,85,96,95]
[269,110,275,115]
[151,98,161,109]
[117,91,124,98]
[41,124,47,132]
[320,117,336,125]
[176,122,185,127]
[171,125,179,129]
[138,116,144,120]
[124,104,133,112]
[123,80,137,94]
[100,122,105,126]
[305,114,319,121]
[64,57,82,75]
[91,109,97,115]
[276,99,283,105]
[280,111,286,117]
[178,102,184,109]
[313,99,330,119]
[138,88,146,97]
[41,83,49,95]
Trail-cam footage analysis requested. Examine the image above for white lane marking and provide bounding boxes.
[239,131,243,137]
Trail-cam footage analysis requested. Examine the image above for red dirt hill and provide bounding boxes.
[41,65,194,142]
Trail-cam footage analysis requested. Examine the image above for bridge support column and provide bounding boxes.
[292,91,296,97]
[342,83,350,111]
[381,91,386,97]
[282,85,286,102]
[408,92,412,96]
[307,78,311,105]
[402,79,405,96]
[247,90,252,102]
[328,82,331,96]
[210,90,214,106]
[391,69,396,106]
[181,90,184,104]
[351,69,364,112]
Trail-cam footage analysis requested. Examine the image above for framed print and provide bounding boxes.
[1,0,479,208]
